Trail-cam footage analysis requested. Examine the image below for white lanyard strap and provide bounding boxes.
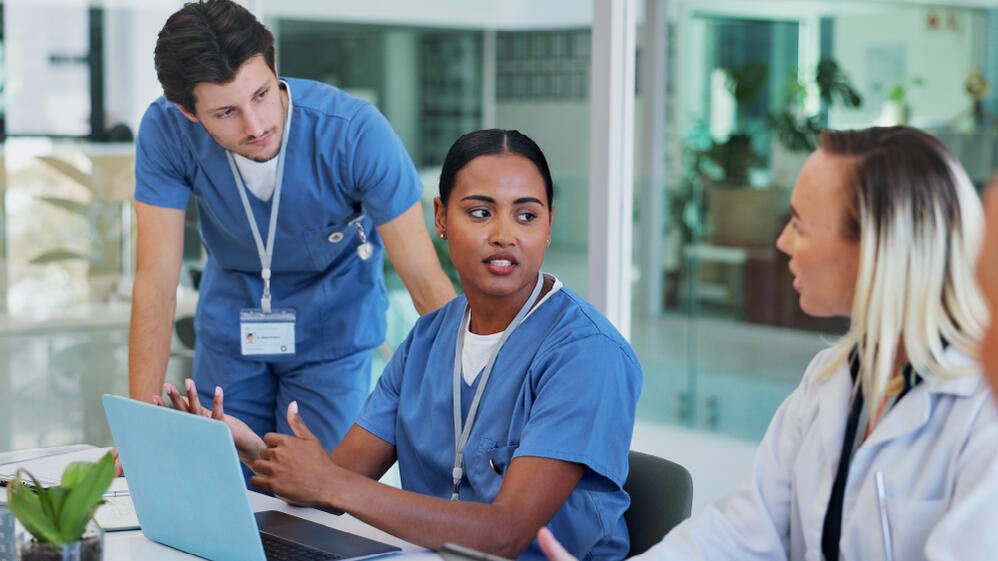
[225,103,292,314]
[450,271,544,501]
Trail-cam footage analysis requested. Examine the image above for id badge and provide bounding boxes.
[239,308,296,355]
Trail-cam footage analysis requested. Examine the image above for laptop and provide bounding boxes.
[102,394,401,561]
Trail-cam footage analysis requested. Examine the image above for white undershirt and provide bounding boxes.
[462,273,563,386]
[232,81,293,202]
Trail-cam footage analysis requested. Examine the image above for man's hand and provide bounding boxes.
[250,402,340,507]
[537,528,578,561]
[153,378,265,465]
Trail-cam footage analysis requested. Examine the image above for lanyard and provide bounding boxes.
[225,98,292,314]
[450,271,544,501]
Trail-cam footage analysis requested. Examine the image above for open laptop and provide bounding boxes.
[102,394,401,561]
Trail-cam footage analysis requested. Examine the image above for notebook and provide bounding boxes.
[102,394,401,561]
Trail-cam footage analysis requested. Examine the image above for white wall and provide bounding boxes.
[259,0,594,30]
[831,5,984,128]
[104,5,181,134]
[495,101,590,250]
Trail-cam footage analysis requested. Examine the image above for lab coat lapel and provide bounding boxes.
[862,370,979,448]
[863,389,931,448]
[816,360,854,466]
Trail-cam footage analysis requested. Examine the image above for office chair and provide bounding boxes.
[624,450,694,556]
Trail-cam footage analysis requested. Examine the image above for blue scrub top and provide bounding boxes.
[356,284,642,560]
[134,78,422,361]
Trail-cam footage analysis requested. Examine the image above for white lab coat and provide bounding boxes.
[636,347,998,561]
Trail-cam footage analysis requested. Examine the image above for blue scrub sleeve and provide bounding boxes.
[513,334,641,488]
[353,329,414,446]
[134,103,194,210]
[342,104,423,226]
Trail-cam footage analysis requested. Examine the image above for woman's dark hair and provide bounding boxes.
[439,129,554,208]
[154,0,275,114]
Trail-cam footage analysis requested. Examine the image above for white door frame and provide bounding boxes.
[588,0,637,340]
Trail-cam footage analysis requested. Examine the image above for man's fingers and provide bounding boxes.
[185,378,205,416]
[537,527,577,561]
[164,383,186,411]
[211,386,225,420]
[286,401,316,440]
[151,395,167,408]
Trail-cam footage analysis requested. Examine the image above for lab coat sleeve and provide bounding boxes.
[343,104,423,226]
[634,369,814,561]
[134,103,194,210]
[924,393,998,560]
[353,328,414,446]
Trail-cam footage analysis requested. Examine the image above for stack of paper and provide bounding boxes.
[0,446,139,532]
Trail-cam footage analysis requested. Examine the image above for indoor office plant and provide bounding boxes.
[696,60,781,247]
[6,452,114,561]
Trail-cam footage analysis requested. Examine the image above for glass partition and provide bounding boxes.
[631,1,997,444]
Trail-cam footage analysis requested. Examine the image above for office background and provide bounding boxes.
[0,0,996,513]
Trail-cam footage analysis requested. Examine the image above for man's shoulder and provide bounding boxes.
[285,77,374,124]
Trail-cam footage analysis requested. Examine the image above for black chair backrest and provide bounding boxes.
[623,450,693,557]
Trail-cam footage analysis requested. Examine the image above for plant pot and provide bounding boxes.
[705,186,780,246]
[16,521,103,561]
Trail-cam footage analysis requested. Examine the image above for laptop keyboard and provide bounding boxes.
[261,534,344,561]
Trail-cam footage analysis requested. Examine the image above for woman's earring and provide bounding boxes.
[546,238,551,246]
[439,232,446,240]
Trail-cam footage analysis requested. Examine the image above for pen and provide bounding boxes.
[875,471,895,561]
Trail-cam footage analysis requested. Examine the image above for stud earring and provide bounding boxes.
[546,238,551,246]
[439,232,446,240]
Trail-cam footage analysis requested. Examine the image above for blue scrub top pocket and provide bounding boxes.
[466,438,519,500]
[303,220,359,272]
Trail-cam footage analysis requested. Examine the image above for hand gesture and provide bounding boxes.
[154,378,265,465]
[537,528,578,561]
[250,401,339,507]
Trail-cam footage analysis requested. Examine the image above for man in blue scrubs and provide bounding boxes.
[128,0,455,466]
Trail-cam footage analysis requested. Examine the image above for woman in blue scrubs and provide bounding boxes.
[164,129,642,559]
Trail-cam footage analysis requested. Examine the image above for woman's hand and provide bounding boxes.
[153,378,265,465]
[537,527,578,561]
[250,401,341,508]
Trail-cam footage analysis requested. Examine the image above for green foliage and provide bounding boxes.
[723,60,769,104]
[700,133,763,186]
[770,58,864,152]
[6,452,114,544]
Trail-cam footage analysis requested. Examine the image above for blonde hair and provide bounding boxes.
[818,127,986,418]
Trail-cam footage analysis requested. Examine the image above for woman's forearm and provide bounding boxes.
[326,468,534,558]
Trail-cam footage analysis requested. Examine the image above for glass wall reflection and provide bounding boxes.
[632,1,998,441]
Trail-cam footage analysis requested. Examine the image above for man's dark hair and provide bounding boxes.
[154,0,275,114]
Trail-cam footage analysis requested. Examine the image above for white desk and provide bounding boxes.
[1,446,437,560]
[104,491,434,560]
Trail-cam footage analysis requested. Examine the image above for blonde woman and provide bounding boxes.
[540,127,998,561]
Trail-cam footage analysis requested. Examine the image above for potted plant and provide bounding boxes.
[6,452,114,561]
[694,60,783,247]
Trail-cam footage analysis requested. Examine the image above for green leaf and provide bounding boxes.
[25,473,57,526]
[47,486,71,529]
[6,472,63,543]
[56,452,114,542]
[61,461,95,489]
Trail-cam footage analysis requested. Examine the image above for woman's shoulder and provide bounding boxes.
[410,294,466,334]
[533,285,640,367]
